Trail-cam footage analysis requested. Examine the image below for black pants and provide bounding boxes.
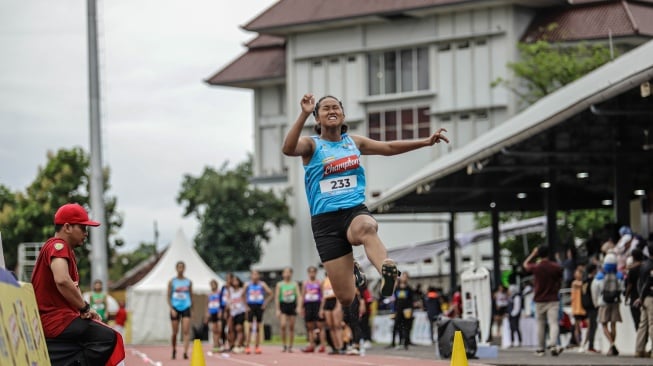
[585,308,598,350]
[343,297,361,346]
[46,318,116,366]
[630,305,641,331]
[360,312,371,341]
[509,315,522,343]
[392,311,411,348]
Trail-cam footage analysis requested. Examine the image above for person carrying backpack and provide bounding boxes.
[591,251,623,356]
[581,263,599,353]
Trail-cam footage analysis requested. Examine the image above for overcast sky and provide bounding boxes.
[0,0,276,251]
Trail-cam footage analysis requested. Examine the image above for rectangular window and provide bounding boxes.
[417,48,429,91]
[367,106,430,141]
[384,111,397,141]
[418,107,430,138]
[368,112,381,140]
[401,109,414,139]
[368,53,382,96]
[367,47,428,96]
[401,50,413,92]
[384,51,397,94]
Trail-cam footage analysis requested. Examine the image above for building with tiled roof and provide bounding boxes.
[206,0,652,279]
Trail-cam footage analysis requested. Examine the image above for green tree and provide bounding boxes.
[479,36,616,264]
[494,39,613,106]
[177,159,294,271]
[474,209,614,265]
[0,147,122,282]
[109,242,157,282]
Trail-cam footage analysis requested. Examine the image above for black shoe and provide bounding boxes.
[534,349,545,356]
[609,345,619,356]
[183,352,188,360]
[172,349,176,359]
[354,261,367,288]
[380,260,398,297]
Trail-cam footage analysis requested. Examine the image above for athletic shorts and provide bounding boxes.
[232,313,245,325]
[311,204,373,262]
[324,298,338,311]
[495,306,508,316]
[304,302,321,322]
[170,307,191,320]
[247,304,264,323]
[209,313,221,323]
[598,304,622,323]
[280,302,297,316]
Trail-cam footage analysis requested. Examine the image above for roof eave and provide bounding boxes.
[205,76,286,90]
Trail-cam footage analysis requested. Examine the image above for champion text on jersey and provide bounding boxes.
[323,155,359,177]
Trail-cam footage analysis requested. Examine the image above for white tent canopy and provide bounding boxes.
[127,228,224,344]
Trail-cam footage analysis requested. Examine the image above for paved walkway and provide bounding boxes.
[368,344,653,366]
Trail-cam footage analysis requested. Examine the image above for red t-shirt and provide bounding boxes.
[114,308,127,326]
[525,259,563,303]
[31,237,81,338]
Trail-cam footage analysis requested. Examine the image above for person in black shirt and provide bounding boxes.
[634,242,653,357]
[390,273,413,350]
[626,249,644,330]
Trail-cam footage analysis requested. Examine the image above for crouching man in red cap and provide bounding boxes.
[31,203,121,366]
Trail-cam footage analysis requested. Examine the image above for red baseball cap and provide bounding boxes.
[54,203,101,226]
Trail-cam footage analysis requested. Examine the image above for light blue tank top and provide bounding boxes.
[304,134,366,216]
[246,282,265,305]
[170,278,192,311]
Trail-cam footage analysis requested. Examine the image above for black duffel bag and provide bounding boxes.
[436,316,479,359]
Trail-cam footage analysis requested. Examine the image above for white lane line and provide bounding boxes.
[207,352,269,366]
[128,348,162,366]
[289,352,398,366]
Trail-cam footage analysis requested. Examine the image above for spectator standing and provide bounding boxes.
[300,266,327,353]
[206,279,223,353]
[275,267,301,352]
[507,284,522,347]
[592,251,623,356]
[493,285,509,339]
[359,283,374,349]
[523,245,564,356]
[626,249,645,330]
[243,270,273,355]
[390,273,414,350]
[167,261,192,360]
[424,286,442,345]
[570,267,586,348]
[113,300,127,339]
[89,279,108,322]
[634,242,653,358]
[581,263,599,353]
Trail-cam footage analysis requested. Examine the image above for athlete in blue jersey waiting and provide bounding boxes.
[167,261,193,360]
[282,94,449,307]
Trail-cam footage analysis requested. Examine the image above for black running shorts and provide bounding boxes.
[304,302,321,322]
[311,204,373,262]
[280,301,297,316]
[323,298,338,311]
[247,304,264,323]
[170,307,191,320]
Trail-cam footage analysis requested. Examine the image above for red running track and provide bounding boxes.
[124,344,488,366]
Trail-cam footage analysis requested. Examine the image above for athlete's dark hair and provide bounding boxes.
[313,95,348,135]
[307,266,318,272]
[55,224,64,232]
[176,261,185,267]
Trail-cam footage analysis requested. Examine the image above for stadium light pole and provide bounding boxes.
[87,0,108,290]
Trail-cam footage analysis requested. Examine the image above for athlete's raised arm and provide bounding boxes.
[282,93,316,158]
[351,128,449,156]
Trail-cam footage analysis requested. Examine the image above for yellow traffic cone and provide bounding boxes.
[450,330,468,366]
[191,339,206,366]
